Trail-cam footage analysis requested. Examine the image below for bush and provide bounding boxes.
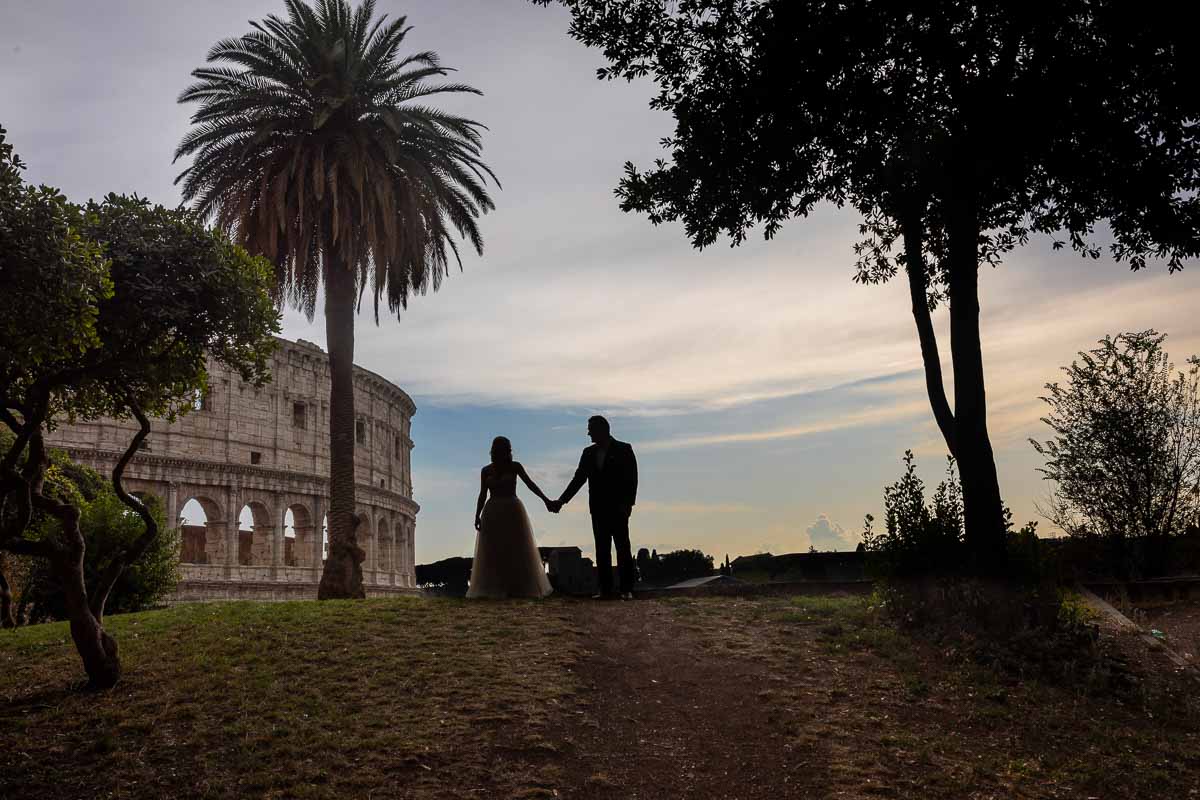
[15,450,179,624]
[861,451,966,578]
[862,450,1047,584]
[860,452,1116,685]
[1031,330,1200,578]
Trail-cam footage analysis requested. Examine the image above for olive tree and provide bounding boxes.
[0,127,279,687]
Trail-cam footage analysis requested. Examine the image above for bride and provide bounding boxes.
[467,436,554,599]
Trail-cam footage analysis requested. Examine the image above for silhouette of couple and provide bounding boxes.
[467,415,638,600]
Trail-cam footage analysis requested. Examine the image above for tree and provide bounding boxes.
[11,443,180,624]
[1032,331,1200,560]
[535,0,1200,574]
[1,127,278,687]
[639,548,715,585]
[175,0,496,599]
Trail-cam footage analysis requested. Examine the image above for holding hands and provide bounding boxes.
[543,498,562,514]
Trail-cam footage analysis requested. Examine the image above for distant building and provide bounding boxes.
[538,546,597,595]
[730,553,775,572]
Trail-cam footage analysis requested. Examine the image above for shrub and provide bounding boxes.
[15,451,179,624]
[1031,330,1200,578]
[861,451,965,579]
[861,452,1112,685]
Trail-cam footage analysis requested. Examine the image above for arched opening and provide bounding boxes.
[396,520,410,586]
[378,517,393,574]
[322,514,329,562]
[283,504,315,568]
[179,496,223,564]
[405,522,414,586]
[359,512,375,572]
[237,501,273,566]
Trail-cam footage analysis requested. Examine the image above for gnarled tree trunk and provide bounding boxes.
[54,538,120,688]
[318,259,366,600]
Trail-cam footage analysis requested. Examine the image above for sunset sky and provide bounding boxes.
[4,0,1199,564]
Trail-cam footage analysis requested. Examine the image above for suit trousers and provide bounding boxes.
[591,508,634,595]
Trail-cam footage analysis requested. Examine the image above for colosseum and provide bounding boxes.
[46,337,418,601]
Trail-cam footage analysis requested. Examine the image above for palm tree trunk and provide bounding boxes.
[318,260,366,600]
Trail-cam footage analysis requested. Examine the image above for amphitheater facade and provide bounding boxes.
[46,338,419,601]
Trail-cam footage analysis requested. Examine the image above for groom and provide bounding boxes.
[550,416,639,600]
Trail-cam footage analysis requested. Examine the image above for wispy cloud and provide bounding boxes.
[7,0,1198,568]
[637,501,758,514]
[640,400,929,451]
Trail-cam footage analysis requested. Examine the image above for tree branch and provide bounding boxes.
[902,210,957,458]
[91,398,158,620]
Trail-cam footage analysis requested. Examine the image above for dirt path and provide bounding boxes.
[555,600,827,800]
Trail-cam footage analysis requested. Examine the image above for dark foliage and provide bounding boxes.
[0,126,278,687]
[15,449,179,624]
[861,451,966,579]
[637,548,715,585]
[1031,331,1200,579]
[535,0,1200,574]
[416,557,472,596]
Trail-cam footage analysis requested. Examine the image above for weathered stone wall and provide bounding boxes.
[46,337,419,600]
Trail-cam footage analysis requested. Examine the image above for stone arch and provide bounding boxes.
[356,509,376,572]
[178,493,223,565]
[397,517,412,587]
[124,478,165,504]
[377,515,394,575]
[238,499,274,567]
[283,502,316,568]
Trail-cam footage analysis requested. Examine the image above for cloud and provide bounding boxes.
[637,501,757,514]
[804,514,859,551]
[639,400,929,451]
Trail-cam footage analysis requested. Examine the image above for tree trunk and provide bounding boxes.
[901,213,956,459]
[37,498,122,687]
[318,259,366,600]
[947,206,1008,575]
[0,556,16,629]
[55,550,120,688]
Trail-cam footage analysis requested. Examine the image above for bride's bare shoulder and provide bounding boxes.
[481,464,492,477]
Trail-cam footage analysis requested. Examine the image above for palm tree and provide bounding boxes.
[175,0,496,598]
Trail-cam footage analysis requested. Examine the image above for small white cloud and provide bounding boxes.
[804,514,858,551]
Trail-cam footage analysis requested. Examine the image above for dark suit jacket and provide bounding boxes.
[561,439,638,514]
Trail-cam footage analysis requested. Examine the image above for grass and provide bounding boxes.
[3,593,1198,799]
[662,593,1200,798]
[0,598,582,800]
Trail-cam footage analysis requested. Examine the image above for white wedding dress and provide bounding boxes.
[467,466,553,599]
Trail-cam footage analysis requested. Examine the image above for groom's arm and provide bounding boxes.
[557,450,589,507]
